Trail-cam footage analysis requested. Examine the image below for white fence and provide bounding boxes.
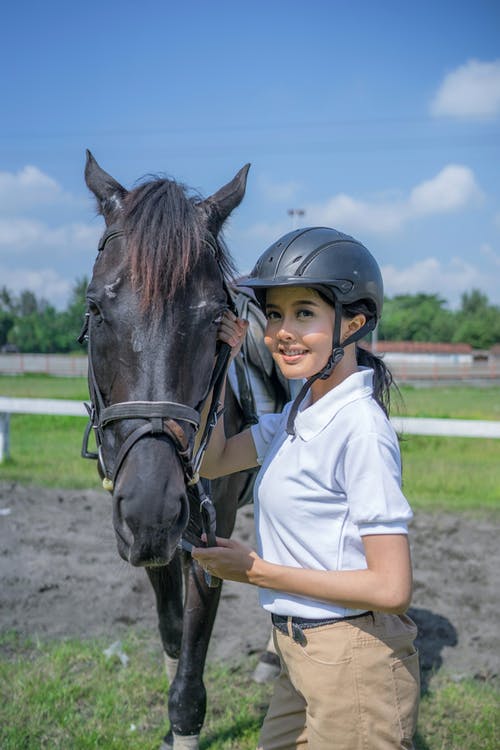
[1,396,499,463]
[1,353,500,381]
[0,354,88,377]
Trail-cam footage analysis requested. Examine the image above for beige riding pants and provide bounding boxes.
[257,612,420,750]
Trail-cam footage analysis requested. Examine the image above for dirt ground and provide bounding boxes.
[1,481,498,690]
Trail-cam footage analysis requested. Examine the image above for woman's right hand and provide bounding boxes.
[218,310,248,362]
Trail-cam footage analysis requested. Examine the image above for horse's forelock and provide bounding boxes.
[123,178,226,314]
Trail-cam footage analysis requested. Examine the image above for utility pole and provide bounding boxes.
[287,208,305,230]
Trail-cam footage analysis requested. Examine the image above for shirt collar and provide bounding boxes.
[293,367,374,441]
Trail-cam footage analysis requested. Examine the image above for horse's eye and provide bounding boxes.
[88,300,103,323]
[212,314,224,325]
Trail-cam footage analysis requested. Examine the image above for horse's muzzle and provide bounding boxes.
[113,487,189,567]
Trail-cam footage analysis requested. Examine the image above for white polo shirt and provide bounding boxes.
[250,367,413,619]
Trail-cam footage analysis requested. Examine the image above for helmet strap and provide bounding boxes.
[286,300,344,436]
[285,302,377,436]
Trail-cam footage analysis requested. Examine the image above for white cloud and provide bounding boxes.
[408,165,481,215]
[382,254,499,308]
[0,265,73,306]
[0,218,101,254]
[303,165,481,234]
[431,59,500,119]
[0,165,59,214]
[0,166,85,215]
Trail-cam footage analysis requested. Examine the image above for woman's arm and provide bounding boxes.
[200,311,259,479]
[192,533,413,614]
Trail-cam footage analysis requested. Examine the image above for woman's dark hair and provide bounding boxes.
[341,299,396,417]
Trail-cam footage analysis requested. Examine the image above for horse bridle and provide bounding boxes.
[79,227,233,580]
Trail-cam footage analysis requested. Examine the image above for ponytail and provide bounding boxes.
[356,345,396,416]
[341,298,399,417]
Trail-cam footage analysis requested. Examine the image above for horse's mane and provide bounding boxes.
[123,177,235,312]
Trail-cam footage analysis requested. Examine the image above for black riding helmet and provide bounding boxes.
[238,227,384,434]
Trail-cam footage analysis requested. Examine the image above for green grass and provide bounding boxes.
[401,435,499,512]
[1,376,499,510]
[0,374,89,400]
[396,384,500,421]
[0,414,99,489]
[1,376,498,420]
[1,632,497,750]
[416,675,499,750]
[0,632,271,750]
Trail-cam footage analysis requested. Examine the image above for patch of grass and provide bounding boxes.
[416,675,499,750]
[1,414,99,490]
[0,632,271,750]
[0,374,89,401]
[396,385,500,421]
[1,633,498,750]
[401,435,500,512]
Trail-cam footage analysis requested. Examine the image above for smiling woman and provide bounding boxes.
[194,227,420,750]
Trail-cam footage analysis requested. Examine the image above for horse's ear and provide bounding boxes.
[200,163,250,234]
[84,150,128,226]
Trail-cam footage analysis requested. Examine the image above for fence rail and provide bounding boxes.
[1,397,499,463]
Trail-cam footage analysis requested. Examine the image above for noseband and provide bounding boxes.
[79,228,233,574]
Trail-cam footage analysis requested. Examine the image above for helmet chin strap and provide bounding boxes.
[285,301,376,436]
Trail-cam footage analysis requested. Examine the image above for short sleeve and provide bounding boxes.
[250,407,289,465]
[343,431,413,535]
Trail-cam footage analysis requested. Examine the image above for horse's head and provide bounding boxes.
[83,151,249,567]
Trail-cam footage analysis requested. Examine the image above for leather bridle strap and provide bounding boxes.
[102,410,199,488]
[101,401,199,428]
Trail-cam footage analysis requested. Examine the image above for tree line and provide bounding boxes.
[1,280,499,354]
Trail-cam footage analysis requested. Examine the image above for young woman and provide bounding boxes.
[193,227,420,750]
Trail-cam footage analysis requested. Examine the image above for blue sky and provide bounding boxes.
[1,0,499,309]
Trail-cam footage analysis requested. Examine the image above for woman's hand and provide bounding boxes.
[192,537,261,584]
[218,311,248,362]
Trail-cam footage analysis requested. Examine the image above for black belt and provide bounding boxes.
[272,611,373,646]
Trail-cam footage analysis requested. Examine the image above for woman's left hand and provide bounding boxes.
[192,537,260,584]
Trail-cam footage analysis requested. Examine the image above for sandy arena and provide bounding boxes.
[1,482,498,691]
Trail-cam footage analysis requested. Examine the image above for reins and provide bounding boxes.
[79,227,234,585]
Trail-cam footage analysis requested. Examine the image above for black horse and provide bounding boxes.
[83,152,285,749]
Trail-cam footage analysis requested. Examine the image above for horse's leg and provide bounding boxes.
[146,554,184,661]
[166,480,240,750]
[146,554,184,748]
[165,559,223,749]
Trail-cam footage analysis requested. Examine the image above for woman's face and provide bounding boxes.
[264,286,335,380]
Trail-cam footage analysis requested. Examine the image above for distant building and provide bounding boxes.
[364,341,473,364]
[360,341,499,381]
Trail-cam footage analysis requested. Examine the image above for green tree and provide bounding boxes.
[0,286,16,347]
[57,277,89,352]
[378,294,454,342]
[452,289,500,349]
[5,279,88,353]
